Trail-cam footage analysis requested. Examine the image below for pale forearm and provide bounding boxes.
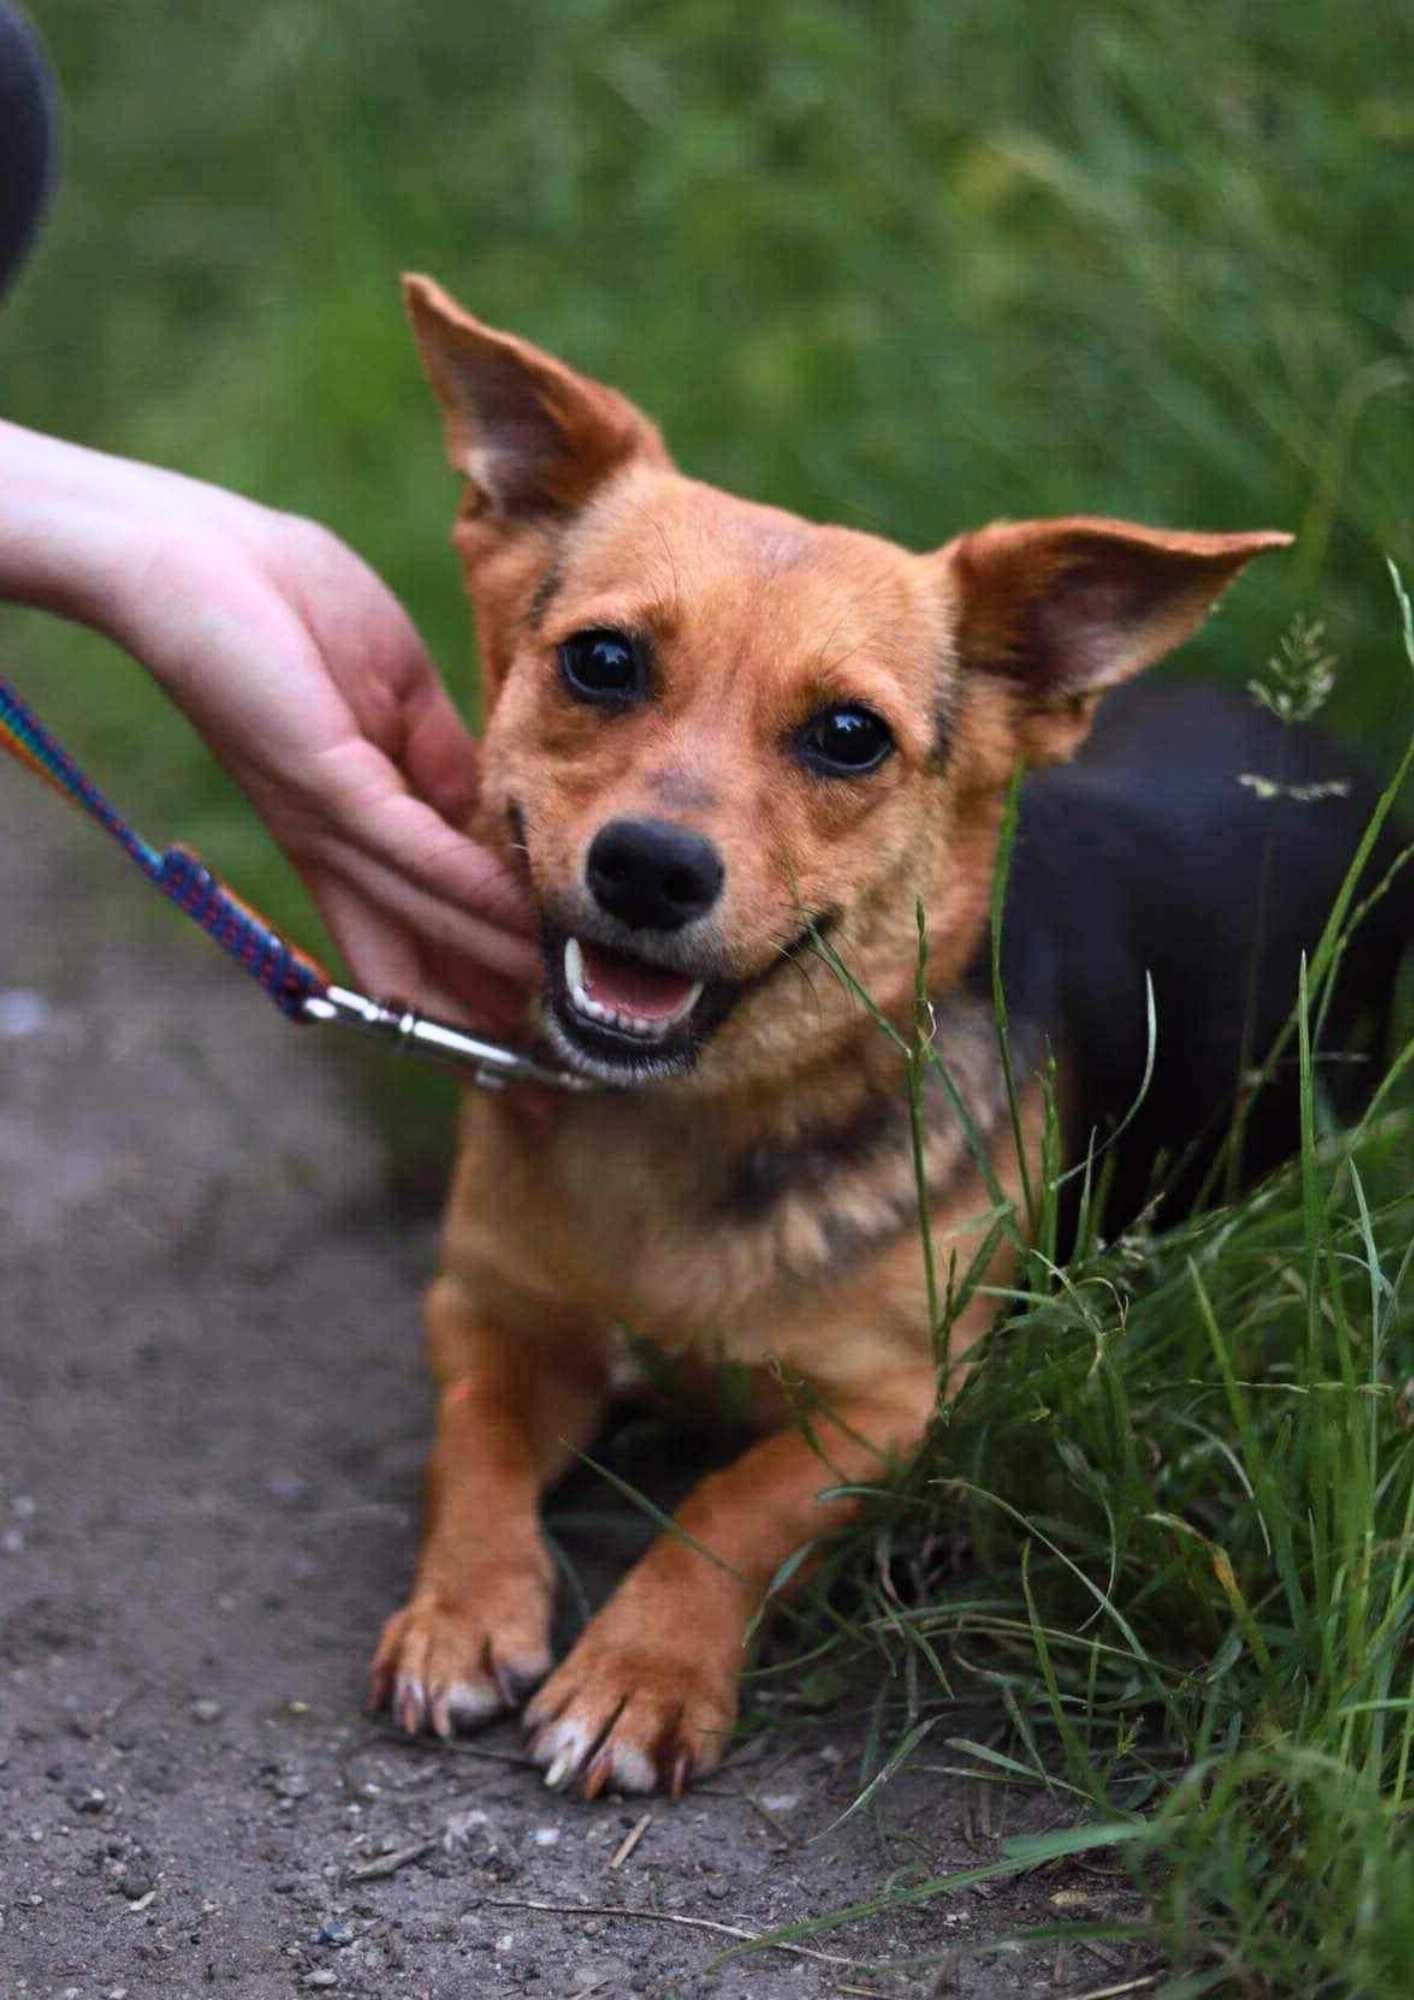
[0,418,255,643]
[0,420,139,625]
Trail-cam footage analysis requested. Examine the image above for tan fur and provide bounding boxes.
[370,276,1290,1795]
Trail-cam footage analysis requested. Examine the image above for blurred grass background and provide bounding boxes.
[5,1,1413,878]
[7,13,1414,1981]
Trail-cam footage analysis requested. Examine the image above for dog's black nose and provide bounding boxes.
[586,818,725,932]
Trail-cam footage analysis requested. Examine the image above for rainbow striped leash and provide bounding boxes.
[0,672,587,1091]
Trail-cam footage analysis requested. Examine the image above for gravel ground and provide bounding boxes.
[0,769,1149,1999]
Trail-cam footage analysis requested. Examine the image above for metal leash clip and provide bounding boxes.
[301,986,594,1092]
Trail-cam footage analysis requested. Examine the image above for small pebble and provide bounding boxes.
[303,1974,338,1992]
[315,1921,354,1947]
[70,1786,107,1815]
[190,1697,223,1724]
[0,990,51,1037]
[266,1470,314,1508]
[444,1806,489,1844]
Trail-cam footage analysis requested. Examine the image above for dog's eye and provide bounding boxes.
[558,629,644,705]
[796,704,895,777]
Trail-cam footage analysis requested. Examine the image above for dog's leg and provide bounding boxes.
[523,1360,940,1797]
[370,1274,609,1737]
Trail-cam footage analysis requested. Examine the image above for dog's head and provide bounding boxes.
[406,275,1289,1089]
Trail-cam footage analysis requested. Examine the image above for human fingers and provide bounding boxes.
[285,744,537,939]
[253,515,483,823]
[299,834,540,993]
[310,878,526,1033]
[397,666,485,831]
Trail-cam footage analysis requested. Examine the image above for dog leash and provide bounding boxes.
[0,671,589,1092]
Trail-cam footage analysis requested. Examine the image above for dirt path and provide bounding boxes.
[0,769,1145,1999]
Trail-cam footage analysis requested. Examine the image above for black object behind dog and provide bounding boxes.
[996,679,1412,1240]
[0,2,57,301]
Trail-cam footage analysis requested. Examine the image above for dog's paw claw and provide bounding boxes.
[523,1637,735,1799]
[394,1676,429,1737]
[370,1589,550,1740]
[542,1742,580,1792]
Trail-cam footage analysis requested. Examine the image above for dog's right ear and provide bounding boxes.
[402,275,669,524]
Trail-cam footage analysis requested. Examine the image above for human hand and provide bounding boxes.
[0,423,538,1031]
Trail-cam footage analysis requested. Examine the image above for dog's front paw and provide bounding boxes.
[523,1607,739,1798]
[369,1569,552,1739]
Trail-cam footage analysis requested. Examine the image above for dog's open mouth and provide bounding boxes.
[542,928,736,1082]
[537,909,835,1086]
[563,937,703,1041]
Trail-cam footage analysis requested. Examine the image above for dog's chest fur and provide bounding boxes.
[440,990,1018,1368]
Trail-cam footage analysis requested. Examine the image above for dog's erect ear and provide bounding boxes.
[942,516,1292,765]
[403,274,668,520]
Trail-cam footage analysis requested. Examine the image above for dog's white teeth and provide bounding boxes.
[564,936,587,1006]
[667,979,704,1022]
[561,937,703,1041]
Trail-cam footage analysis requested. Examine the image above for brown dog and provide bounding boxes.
[368,274,1299,1798]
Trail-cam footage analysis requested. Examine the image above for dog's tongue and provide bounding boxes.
[579,940,699,1020]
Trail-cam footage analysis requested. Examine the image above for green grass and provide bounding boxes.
[747,1094,1414,1990]
[4,5,1414,1989]
[726,594,1414,1995]
[746,1103,1414,1993]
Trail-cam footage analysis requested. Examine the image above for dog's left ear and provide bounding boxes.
[941,516,1292,765]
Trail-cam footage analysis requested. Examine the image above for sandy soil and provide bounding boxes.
[0,774,1149,1999]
